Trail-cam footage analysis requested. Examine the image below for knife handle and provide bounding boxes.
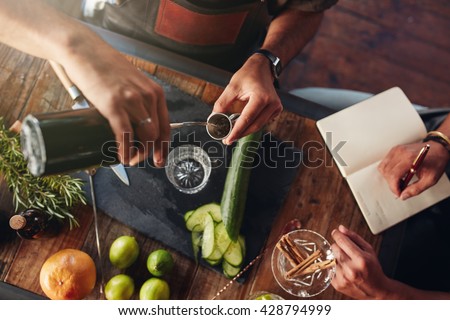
[48,60,82,101]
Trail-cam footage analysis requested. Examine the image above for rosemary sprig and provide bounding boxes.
[0,118,86,228]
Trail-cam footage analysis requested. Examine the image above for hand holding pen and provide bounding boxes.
[378,142,448,200]
[399,144,430,192]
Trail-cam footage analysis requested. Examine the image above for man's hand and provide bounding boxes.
[378,142,449,200]
[62,46,170,167]
[212,54,282,144]
[331,225,450,300]
[330,225,392,299]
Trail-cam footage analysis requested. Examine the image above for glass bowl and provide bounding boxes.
[271,229,335,298]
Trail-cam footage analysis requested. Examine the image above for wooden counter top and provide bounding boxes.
[0,28,380,300]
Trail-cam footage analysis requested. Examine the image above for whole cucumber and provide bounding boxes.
[221,131,262,241]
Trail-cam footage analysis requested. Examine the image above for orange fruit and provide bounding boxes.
[39,248,96,300]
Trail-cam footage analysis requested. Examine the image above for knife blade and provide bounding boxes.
[49,61,130,186]
[110,163,130,186]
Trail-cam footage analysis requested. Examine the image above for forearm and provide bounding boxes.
[0,0,106,66]
[434,114,450,137]
[261,9,324,67]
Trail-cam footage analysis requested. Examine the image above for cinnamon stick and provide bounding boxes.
[278,235,305,266]
[284,235,306,261]
[276,240,298,267]
[294,259,336,277]
[285,249,321,279]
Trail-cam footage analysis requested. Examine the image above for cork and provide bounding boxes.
[9,215,26,230]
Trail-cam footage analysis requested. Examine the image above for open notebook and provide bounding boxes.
[316,87,450,234]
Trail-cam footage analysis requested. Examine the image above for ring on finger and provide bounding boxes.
[138,117,152,126]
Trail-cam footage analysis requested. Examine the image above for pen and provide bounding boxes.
[399,144,430,191]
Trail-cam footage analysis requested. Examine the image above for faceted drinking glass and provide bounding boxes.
[165,144,211,194]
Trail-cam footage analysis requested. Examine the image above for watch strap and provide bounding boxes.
[254,49,282,79]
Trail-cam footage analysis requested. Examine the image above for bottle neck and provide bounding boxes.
[9,215,27,230]
[9,210,61,240]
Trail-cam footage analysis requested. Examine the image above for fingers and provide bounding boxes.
[399,170,439,200]
[213,87,235,115]
[377,143,445,199]
[152,92,170,168]
[331,228,371,299]
[128,84,170,167]
[335,225,374,253]
[230,101,282,142]
[331,226,363,259]
[331,225,376,264]
[105,110,134,165]
[123,90,156,166]
[223,97,263,144]
[330,242,368,297]
[331,244,352,287]
[215,94,282,145]
[378,150,410,197]
[100,81,169,167]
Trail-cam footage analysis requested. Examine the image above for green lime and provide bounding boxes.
[105,274,134,300]
[109,235,139,269]
[146,249,174,277]
[139,278,170,300]
[256,293,273,300]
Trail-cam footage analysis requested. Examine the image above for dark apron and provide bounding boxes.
[85,0,270,71]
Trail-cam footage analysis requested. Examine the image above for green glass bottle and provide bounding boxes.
[20,108,118,176]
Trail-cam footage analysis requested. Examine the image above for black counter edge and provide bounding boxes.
[0,281,47,300]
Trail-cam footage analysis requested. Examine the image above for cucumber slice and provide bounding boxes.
[223,239,243,267]
[238,235,246,257]
[185,203,247,277]
[205,258,221,266]
[208,203,222,223]
[214,222,232,254]
[186,207,211,232]
[195,202,222,223]
[206,246,223,261]
[184,210,194,222]
[222,260,241,278]
[201,215,215,258]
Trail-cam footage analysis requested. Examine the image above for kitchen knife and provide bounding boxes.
[48,61,90,110]
[49,61,130,186]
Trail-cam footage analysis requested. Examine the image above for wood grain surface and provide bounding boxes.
[0,42,379,300]
[44,0,450,109]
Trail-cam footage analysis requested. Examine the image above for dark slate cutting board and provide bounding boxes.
[80,76,302,273]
